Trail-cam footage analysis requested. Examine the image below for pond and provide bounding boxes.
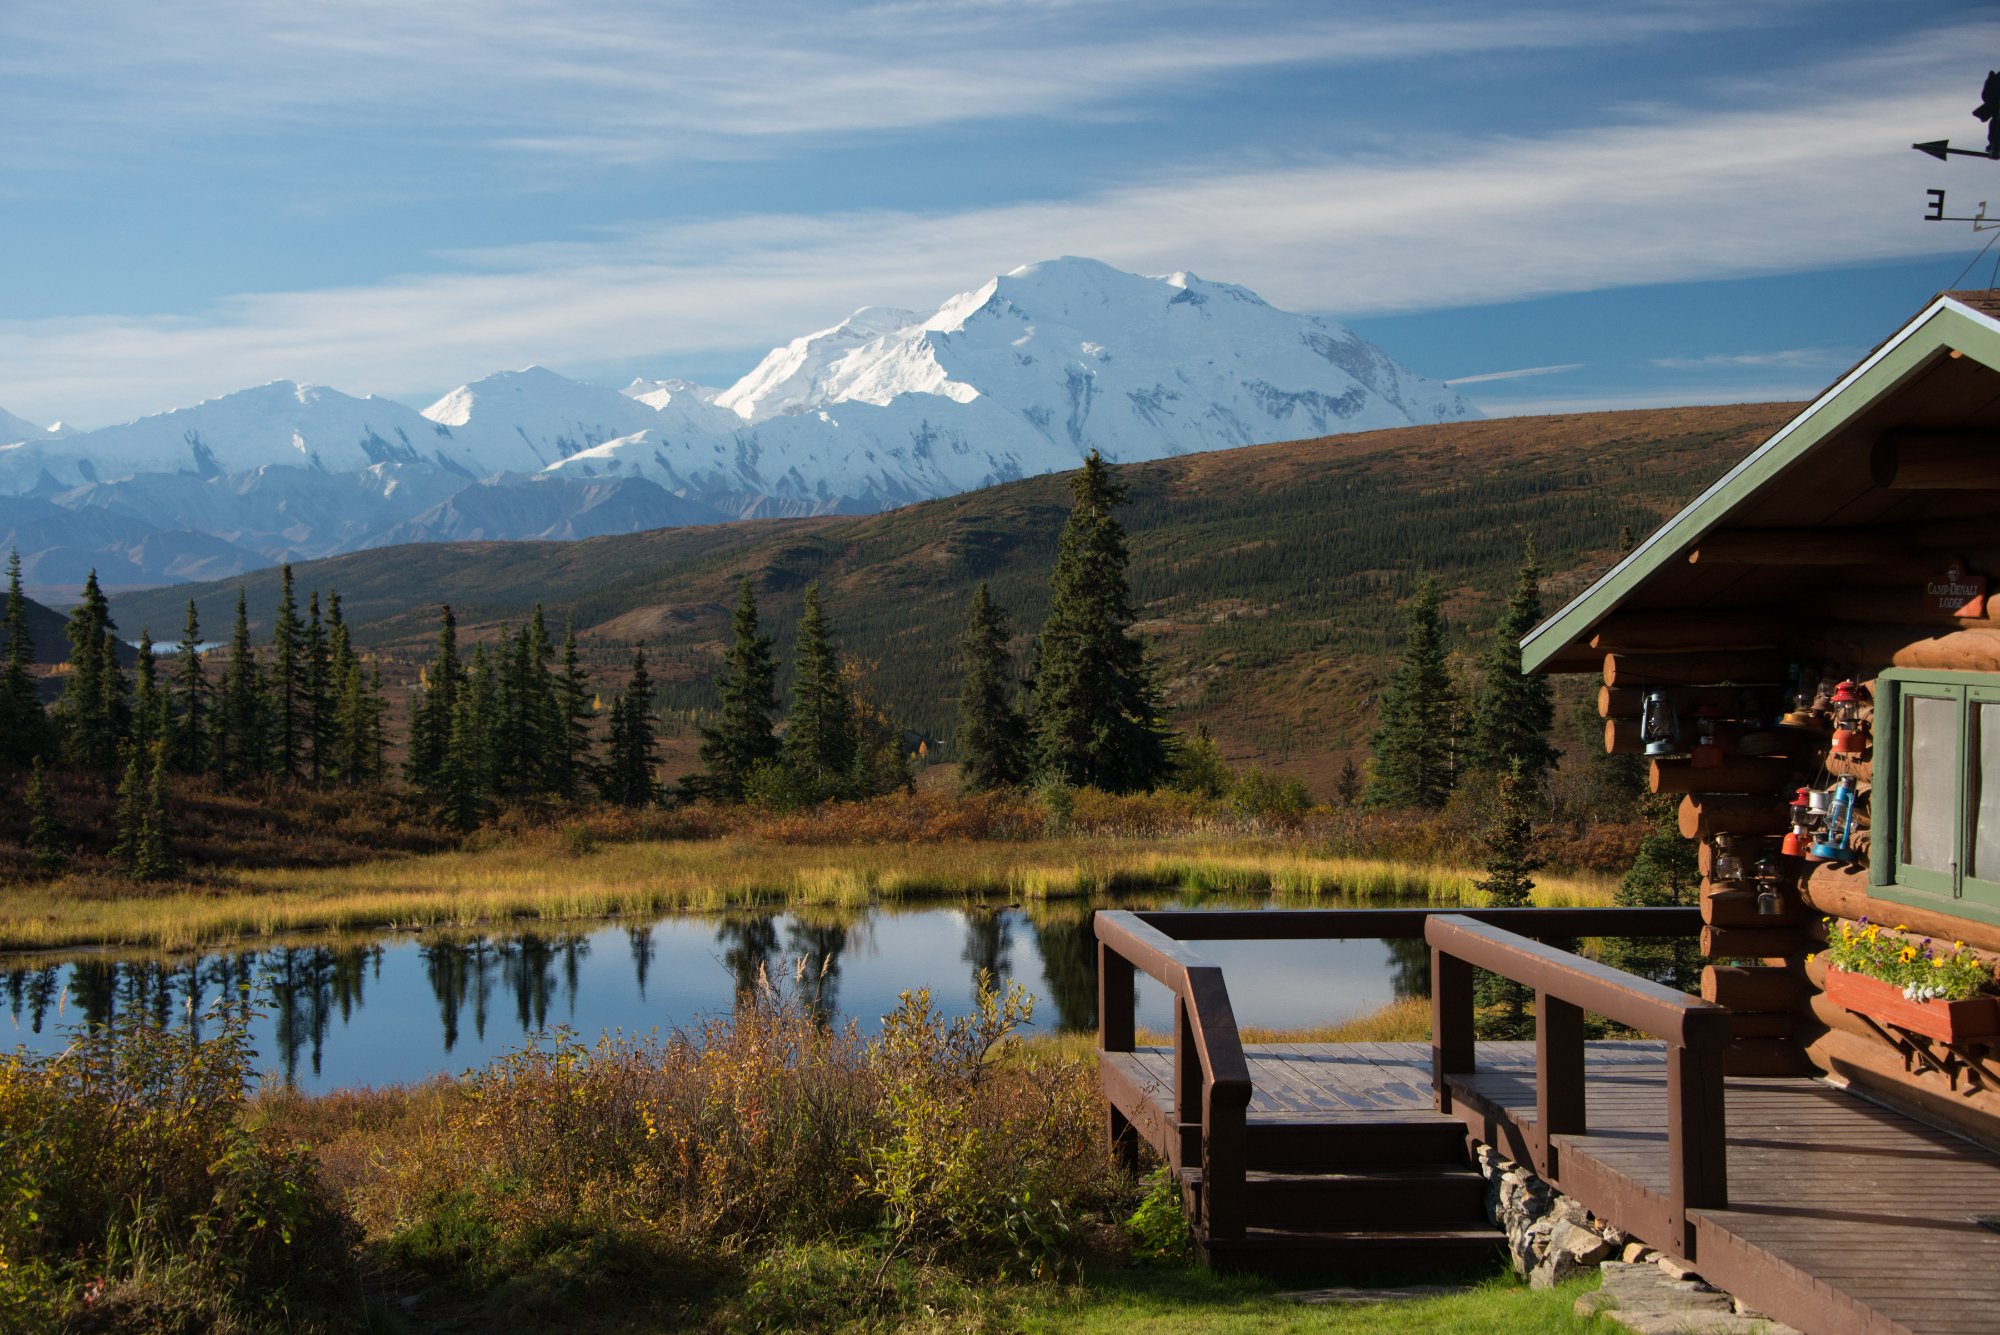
[0,897,1433,1093]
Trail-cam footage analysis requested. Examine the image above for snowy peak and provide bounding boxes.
[0,405,71,445]
[715,305,925,422]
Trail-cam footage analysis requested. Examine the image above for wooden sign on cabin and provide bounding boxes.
[1924,558,1987,617]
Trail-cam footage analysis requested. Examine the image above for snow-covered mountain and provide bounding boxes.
[0,258,1476,589]
[0,406,72,446]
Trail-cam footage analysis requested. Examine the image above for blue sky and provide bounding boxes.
[1,0,1996,427]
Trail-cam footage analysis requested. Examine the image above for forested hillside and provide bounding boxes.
[112,403,1795,788]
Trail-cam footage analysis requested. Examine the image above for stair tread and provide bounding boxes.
[1186,1166,1481,1186]
[1235,1225,1501,1245]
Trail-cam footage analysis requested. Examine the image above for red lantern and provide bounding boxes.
[1830,680,1865,755]
[1781,786,1814,859]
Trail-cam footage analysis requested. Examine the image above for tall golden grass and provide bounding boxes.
[0,832,1620,953]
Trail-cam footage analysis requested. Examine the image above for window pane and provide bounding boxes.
[1903,695,1959,876]
[1974,703,2000,882]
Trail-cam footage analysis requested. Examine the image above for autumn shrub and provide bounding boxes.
[356,973,1117,1300]
[0,1010,359,1333]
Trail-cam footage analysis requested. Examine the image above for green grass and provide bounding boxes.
[1017,1266,1615,1334]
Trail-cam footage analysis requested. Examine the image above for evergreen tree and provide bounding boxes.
[25,758,65,875]
[171,600,207,774]
[217,589,267,780]
[551,618,594,800]
[1364,575,1461,810]
[1603,797,1704,993]
[130,631,163,756]
[1,550,51,768]
[781,585,856,798]
[1472,760,1543,1038]
[1335,757,1363,808]
[406,605,463,786]
[55,570,127,775]
[1028,450,1169,792]
[694,579,779,801]
[602,649,660,806]
[303,591,331,785]
[1467,539,1558,787]
[133,740,178,882]
[954,582,1028,791]
[270,565,305,779]
[110,745,148,873]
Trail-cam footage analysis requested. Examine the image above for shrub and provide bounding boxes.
[0,1010,359,1332]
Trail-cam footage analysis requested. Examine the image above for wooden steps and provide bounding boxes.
[1183,1114,1504,1274]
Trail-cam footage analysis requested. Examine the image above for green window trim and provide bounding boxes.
[1872,669,2000,929]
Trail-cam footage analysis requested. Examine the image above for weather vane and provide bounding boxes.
[1916,70,2000,230]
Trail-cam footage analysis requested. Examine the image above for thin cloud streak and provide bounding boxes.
[0,64,1977,424]
[1446,363,1586,385]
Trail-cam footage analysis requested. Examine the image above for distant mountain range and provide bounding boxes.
[1,258,1474,592]
[111,403,1793,786]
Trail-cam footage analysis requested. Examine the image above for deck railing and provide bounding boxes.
[1094,906,1704,1248]
[1425,913,1732,1257]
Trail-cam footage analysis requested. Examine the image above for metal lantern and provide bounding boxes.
[1752,855,1785,916]
[1690,705,1724,769]
[1830,680,1865,755]
[1780,667,1821,729]
[1712,834,1746,885]
[1810,776,1859,864]
[1640,690,1682,758]
[1781,786,1815,859]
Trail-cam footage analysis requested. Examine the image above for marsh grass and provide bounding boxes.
[0,831,1620,953]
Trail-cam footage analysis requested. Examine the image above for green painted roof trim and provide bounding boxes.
[1521,295,2000,673]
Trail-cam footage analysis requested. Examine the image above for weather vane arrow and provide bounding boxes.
[1914,72,2000,226]
[1915,139,1997,161]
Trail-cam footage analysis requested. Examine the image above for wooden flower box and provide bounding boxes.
[1825,967,2000,1044]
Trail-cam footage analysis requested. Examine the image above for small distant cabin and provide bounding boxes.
[1524,289,2000,1143]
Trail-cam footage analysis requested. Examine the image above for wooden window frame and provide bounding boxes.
[1874,669,2000,926]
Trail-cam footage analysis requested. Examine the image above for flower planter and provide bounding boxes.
[1825,967,2000,1044]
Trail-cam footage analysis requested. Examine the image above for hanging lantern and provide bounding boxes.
[1711,833,1746,884]
[1640,690,1682,758]
[1781,786,1815,859]
[1689,705,1724,769]
[1754,858,1785,916]
[1830,680,1866,755]
[1810,776,1859,863]
[1780,665,1821,729]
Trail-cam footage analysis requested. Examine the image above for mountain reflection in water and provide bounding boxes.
[2,902,1424,1093]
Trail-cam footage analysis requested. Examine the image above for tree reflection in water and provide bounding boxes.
[784,916,849,1024]
[1029,909,1101,1033]
[960,908,1013,998]
[716,914,780,1003]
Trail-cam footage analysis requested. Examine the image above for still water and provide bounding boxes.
[1,899,1431,1093]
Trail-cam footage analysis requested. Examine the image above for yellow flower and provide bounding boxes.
[1806,953,1816,963]
[1900,946,1918,963]
[1935,957,1949,969]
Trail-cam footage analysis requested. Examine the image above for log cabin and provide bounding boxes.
[1095,293,2000,1333]
[1523,288,2000,1148]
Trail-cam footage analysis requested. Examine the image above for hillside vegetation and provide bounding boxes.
[112,403,1794,789]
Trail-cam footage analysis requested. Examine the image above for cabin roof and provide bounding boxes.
[1522,291,2000,672]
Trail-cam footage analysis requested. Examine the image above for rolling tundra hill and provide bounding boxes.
[111,402,1795,788]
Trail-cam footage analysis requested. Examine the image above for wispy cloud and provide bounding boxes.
[0,0,1814,170]
[0,13,1985,424]
[1651,347,1850,370]
[1446,363,1585,385]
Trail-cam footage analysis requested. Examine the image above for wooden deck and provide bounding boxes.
[1108,1038,2000,1335]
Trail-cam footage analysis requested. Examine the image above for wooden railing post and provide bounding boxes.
[1431,946,1474,1110]
[1202,1085,1248,1244]
[1668,1042,1729,1259]
[1172,996,1202,1170]
[1098,941,1135,1053]
[1537,992,1587,1180]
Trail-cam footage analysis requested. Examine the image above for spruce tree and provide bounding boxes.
[110,745,148,873]
[694,579,779,801]
[218,589,267,780]
[130,631,163,756]
[406,605,463,786]
[55,570,127,775]
[781,584,855,798]
[1603,797,1704,993]
[271,565,305,779]
[1028,450,1169,793]
[303,591,331,785]
[172,599,207,774]
[25,758,65,875]
[603,649,660,806]
[1472,760,1543,1038]
[1,550,50,768]
[1335,758,1363,808]
[133,740,178,882]
[1467,539,1558,787]
[954,582,1028,791]
[552,618,594,800]
[1364,575,1461,810]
